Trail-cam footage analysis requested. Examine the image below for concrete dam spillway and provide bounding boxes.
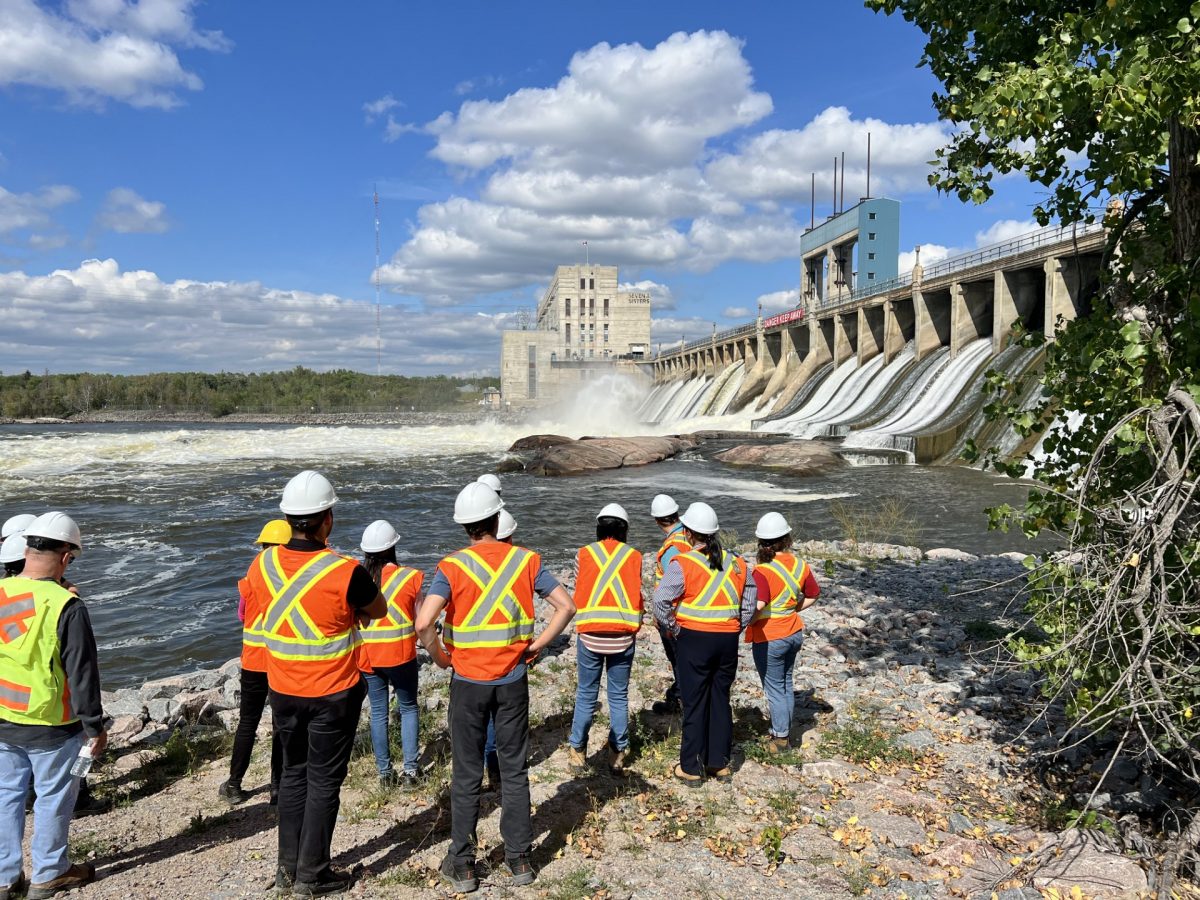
[640,216,1106,464]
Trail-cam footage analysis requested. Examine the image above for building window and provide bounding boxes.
[868,212,876,220]
[564,298,571,316]
[589,278,594,289]
[603,298,609,316]
[589,348,594,358]
[867,272,876,280]
[867,252,875,260]
[868,232,876,240]
[603,324,609,342]
[527,344,537,399]
[580,278,585,290]
[589,297,595,314]
[565,323,571,343]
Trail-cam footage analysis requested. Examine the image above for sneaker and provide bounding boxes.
[378,770,401,788]
[273,866,295,896]
[217,779,249,805]
[0,871,27,900]
[27,863,96,899]
[293,868,352,896]
[400,770,420,788]
[439,856,478,894]
[705,766,733,783]
[566,745,587,772]
[608,746,628,775]
[672,764,702,788]
[507,853,536,886]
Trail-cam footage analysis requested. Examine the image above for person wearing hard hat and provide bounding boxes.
[476,473,502,497]
[567,503,644,776]
[416,482,575,893]
[649,494,690,715]
[747,513,820,754]
[1,533,27,578]
[242,471,386,897]
[484,508,519,790]
[357,520,424,788]
[218,519,290,807]
[652,502,756,787]
[1,514,35,542]
[0,512,105,899]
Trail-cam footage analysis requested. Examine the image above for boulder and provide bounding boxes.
[508,433,574,452]
[107,714,148,748]
[1031,830,1148,896]
[713,441,847,476]
[139,669,223,700]
[520,435,697,476]
[925,547,979,562]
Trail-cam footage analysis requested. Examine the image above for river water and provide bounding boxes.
[0,421,1044,689]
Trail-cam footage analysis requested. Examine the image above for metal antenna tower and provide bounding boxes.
[373,185,382,376]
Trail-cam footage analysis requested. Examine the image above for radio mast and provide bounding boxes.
[374,185,382,376]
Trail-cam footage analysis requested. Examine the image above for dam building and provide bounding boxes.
[639,198,1107,465]
[500,264,652,407]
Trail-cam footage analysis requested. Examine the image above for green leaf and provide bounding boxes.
[1178,16,1193,33]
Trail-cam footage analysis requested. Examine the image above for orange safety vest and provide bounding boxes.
[246,546,361,698]
[359,563,422,670]
[573,539,643,634]
[744,553,808,644]
[654,526,692,583]
[438,541,537,681]
[238,575,268,673]
[675,549,746,634]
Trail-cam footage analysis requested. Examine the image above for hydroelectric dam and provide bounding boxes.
[638,201,1106,464]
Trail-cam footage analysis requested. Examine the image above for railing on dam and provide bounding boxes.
[653,220,1106,360]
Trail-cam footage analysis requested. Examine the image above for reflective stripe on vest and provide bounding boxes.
[677,550,742,623]
[259,547,357,660]
[0,578,75,726]
[361,566,419,644]
[441,545,535,648]
[756,557,805,619]
[577,542,640,630]
[654,530,691,581]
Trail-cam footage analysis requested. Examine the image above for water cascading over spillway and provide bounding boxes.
[757,358,863,434]
[654,375,711,423]
[842,338,994,457]
[635,380,683,423]
[781,345,922,439]
[692,361,746,418]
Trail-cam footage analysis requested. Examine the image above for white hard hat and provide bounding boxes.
[361,519,400,554]
[755,512,791,540]
[650,494,678,518]
[0,532,26,565]
[279,470,338,516]
[476,474,502,496]
[496,509,518,540]
[679,502,719,535]
[1,514,35,540]
[453,482,504,525]
[24,511,82,552]
[596,503,628,522]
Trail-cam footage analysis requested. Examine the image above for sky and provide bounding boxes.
[0,1,1055,376]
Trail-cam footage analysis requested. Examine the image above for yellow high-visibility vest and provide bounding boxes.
[0,577,76,727]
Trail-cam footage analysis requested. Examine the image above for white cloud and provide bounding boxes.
[96,187,169,233]
[0,258,514,374]
[0,183,79,250]
[618,279,675,311]
[0,0,228,109]
[974,218,1039,246]
[454,74,502,96]
[649,315,718,347]
[723,306,751,318]
[755,288,799,313]
[362,93,401,121]
[705,106,952,203]
[898,243,950,273]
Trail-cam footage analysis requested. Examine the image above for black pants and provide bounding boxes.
[270,678,366,882]
[675,628,739,776]
[657,622,681,702]
[229,668,282,790]
[447,673,532,866]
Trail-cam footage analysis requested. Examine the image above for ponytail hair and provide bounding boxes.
[757,532,793,565]
[362,545,398,587]
[685,526,724,571]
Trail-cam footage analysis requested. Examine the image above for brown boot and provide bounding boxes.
[566,745,587,772]
[608,746,628,775]
[764,736,790,755]
[1,871,27,900]
[672,764,702,787]
[28,863,95,899]
[705,766,733,783]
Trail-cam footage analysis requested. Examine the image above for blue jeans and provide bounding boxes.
[483,716,497,771]
[0,731,85,885]
[568,642,635,752]
[751,630,805,738]
[365,662,419,776]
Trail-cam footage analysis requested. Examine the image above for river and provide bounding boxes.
[0,421,1045,689]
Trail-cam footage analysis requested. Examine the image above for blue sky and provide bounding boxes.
[0,1,1051,375]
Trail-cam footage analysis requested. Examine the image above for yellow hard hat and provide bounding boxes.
[255,519,292,546]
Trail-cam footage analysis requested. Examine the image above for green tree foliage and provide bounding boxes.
[0,368,498,418]
[868,0,1200,882]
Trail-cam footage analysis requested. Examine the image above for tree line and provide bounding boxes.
[0,368,499,418]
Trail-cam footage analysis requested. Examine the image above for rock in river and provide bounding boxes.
[511,434,699,476]
[714,441,846,475]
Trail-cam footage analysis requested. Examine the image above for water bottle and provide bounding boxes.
[69,743,92,778]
